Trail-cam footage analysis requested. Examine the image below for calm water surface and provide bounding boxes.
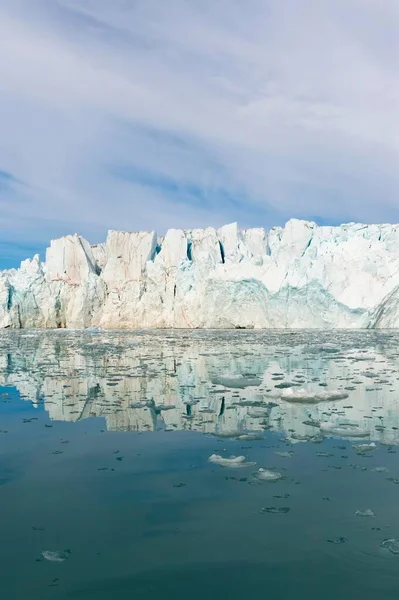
[2,329,399,598]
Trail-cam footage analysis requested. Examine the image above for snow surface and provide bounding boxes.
[3,218,399,328]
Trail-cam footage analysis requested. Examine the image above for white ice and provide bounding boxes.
[208,454,256,468]
[280,388,349,403]
[255,468,283,481]
[5,219,399,328]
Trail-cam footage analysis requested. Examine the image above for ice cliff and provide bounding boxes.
[3,219,399,329]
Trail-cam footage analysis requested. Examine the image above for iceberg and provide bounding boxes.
[5,218,399,328]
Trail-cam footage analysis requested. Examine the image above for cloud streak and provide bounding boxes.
[0,0,398,266]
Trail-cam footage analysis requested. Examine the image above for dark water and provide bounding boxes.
[2,329,399,598]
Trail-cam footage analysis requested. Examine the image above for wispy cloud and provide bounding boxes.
[0,0,398,265]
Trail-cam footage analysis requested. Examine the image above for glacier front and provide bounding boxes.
[2,219,399,329]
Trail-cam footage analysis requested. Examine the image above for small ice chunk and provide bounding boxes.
[208,454,256,468]
[351,355,376,361]
[275,451,293,458]
[280,388,348,404]
[353,442,377,453]
[320,422,369,438]
[372,466,388,473]
[355,509,375,517]
[237,434,264,441]
[42,550,71,562]
[381,539,399,554]
[304,344,340,354]
[255,468,282,482]
[212,430,242,439]
[211,375,261,389]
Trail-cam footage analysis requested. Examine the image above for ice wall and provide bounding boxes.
[2,219,399,328]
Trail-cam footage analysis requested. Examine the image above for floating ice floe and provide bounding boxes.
[237,433,264,441]
[211,375,262,389]
[290,432,324,443]
[355,509,376,517]
[255,468,282,482]
[320,422,369,438]
[348,353,376,361]
[41,550,71,562]
[212,430,242,439]
[280,388,349,404]
[275,451,293,458]
[304,344,340,354]
[381,539,399,554]
[208,454,256,468]
[353,442,377,453]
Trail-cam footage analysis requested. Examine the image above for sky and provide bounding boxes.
[0,0,398,268]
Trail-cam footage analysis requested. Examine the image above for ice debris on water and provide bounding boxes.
[355,509,375,517]
[211,375,261,389]
[41,550,71,562]
[353,442,377,453]
[212,430,242,439]
[255,468,282,482]
[320,422,369,438]
[280,388,349,404]
[327,537,347,544]
[237,433,264,441]
[261,507,290,514]
[208,454,256,468]
[380,539,399,554]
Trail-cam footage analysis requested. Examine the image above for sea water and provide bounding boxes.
[1,329,399,598]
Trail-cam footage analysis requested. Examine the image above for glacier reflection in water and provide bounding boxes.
[1,328,399,443]
[3,330,399,599]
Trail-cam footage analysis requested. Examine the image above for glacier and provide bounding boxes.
[3,218,399,329]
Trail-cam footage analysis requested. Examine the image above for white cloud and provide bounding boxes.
[0,0,398,263]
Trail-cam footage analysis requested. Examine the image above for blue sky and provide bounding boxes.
[0,0,398,268]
